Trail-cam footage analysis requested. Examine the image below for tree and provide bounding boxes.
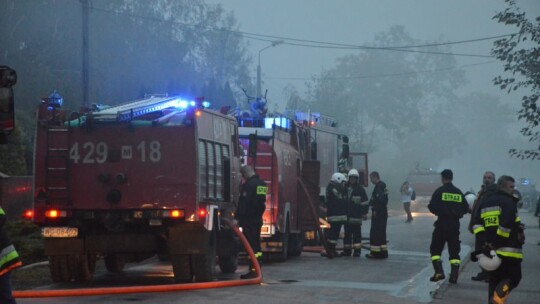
[307,25,465,153]
[0,0,253,170]
[492,0,540,159]
[0,126,28,176]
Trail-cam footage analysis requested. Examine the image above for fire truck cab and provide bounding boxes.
[33,95,241,283]
[237,109,323,261]
[236,106,368,260]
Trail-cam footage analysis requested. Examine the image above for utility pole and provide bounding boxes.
[257,40,284,97]
[81,0,90,108]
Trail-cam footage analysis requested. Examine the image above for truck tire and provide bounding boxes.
[218,254,238,273]
[105,254,125,273]
[287,233,304,257]
[268,220,289,262]
[49,255,70,282]
[171,254,193,283]
[68,254,95,282]
[192,252,215,282]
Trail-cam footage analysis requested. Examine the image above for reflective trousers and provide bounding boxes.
[344,223,362,251]
[369,210,388,256]
[430,218,461,263]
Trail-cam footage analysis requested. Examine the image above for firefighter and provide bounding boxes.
[471,175,524,304]
[236,165,267,279]
[366,171,389,259]
[469,171,497,282]
[343,169,369,257]
[0,207,22,304]
[428,169,469,284]
[324,172,348,259]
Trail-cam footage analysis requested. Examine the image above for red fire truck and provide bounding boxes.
[237,106,367,261]
[33,95,242,283]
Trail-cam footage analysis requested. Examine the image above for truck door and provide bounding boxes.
[348,152,369,187]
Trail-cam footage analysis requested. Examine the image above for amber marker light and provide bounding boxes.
[170,210,183,218]
[46,209,59,218]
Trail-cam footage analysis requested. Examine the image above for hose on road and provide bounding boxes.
[13,220,261,299]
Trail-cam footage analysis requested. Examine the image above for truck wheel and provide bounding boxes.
[192,252,216,282]
[218,254,238,273]
[49,255,70,282]
[287,233,304,257]
[268,219,289,263]
[68,254,95,282]
[105,254,125,273]
[171,254,193,283]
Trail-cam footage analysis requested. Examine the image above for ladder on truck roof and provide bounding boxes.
[91,96,181,122]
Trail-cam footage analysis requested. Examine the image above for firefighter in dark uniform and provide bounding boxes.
[325,172,348,258]
[366,171,389,259]
[236,165,267,279]
[343,169,369,257]
[472,175,524,304]
[428,169,469,284]
[469,171,497,282]
[0,207,22,304]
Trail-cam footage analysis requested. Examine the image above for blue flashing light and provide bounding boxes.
[202,101,211,108]
[178,100,188,109]
[264,117,290,129]
[189,101,196,107]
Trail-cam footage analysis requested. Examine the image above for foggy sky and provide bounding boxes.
[208,0,540,191]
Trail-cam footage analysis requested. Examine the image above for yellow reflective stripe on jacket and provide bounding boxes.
[496,247,523,259]
[256,186,268,195]
[515,216,521,222]
[450,259,461,265]
[327,215,347,222]
[473,225,485,234]
[0,208,5,215]
[431,255,441,261]
[441,192,462,202]
[497,226,511,238]
[0,245,20,269]
[480,208,501,218]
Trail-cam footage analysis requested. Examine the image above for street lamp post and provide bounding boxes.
[257,40,284,97]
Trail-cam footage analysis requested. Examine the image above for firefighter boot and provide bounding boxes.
[240,269,257,279]
[240,255,262,279]
[352,249,361,257]
[240,262,258,279]
[449,264,460,284]
[342,248,352,257]
[322,244,335,259]
[492,279,511,304]
[429,260,445,282]
[329,243,342,258]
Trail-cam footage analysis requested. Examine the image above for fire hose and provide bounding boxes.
[13,219,261,298]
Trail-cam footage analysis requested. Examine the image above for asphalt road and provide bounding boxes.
[15,206,540,304]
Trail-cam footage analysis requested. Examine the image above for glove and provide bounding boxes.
[470,243,494,262]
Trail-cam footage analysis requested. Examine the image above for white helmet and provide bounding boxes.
[348,169,360,178]
[465,193,477,205]
[331,173,347,184]
[477,250,502,271]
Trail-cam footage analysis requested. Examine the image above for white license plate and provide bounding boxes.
[41,227,78,238]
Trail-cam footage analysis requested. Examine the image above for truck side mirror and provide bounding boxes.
[0,66,17,144]
[248,133,257,157]
[342,136,349,159]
